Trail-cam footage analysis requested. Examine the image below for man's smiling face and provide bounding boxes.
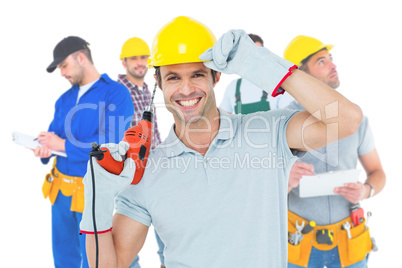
[158,62,220,124]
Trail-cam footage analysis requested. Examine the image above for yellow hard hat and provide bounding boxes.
[148,16,216,68]
[120,37,150,60]
[283,35,333,66]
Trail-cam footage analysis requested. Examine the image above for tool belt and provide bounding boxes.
[288,210,373,267]
[42,158,85,213]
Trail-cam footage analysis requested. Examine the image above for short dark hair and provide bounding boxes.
[154,67,218,89]
[73,48,94,64]
[299,48,329,72]
[248,34,264,46]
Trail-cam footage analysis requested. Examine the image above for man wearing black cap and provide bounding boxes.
[32,36,134,267]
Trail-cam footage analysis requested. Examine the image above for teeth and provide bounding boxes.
[178,99,199,107]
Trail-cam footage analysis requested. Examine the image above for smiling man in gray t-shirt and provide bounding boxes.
[80,18,364,268]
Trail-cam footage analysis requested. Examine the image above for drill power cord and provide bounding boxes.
[86,83,157,267]
[89,156,99,268]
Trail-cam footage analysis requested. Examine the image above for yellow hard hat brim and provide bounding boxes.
[148,16,216,68]
[148,54,212,68]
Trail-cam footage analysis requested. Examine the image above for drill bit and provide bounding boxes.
[145,83,157,112]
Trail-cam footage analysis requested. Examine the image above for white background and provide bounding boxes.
[1,0,400,267]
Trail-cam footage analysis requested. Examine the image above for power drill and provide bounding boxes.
[90,83,157,184]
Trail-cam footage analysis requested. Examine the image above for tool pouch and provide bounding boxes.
[70,177,85,213]
[288,211,314,267]
[59,177,75,197]
[42,173,53,199]
[42,158,85,213]
[338,218,372,266]
[42,159,61,205]
[42,171,61,205]
[54,166,85,213]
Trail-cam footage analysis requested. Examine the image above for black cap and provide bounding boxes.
[46,36,89,73]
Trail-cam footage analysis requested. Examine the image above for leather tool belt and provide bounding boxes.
[288,210,373,267]
[42,158,85,213]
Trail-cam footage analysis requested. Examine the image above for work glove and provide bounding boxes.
[80,141,135,233]
[199,29,297,97]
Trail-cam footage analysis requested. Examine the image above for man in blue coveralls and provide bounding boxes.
[33,36,133,267]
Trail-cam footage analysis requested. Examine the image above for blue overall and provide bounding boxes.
[42,74,133,267]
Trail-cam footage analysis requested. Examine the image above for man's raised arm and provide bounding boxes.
[283,69,362,151]
[200,29,362,151]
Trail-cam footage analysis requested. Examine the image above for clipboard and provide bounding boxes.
[299,169,361,198]
[12,131,67,157]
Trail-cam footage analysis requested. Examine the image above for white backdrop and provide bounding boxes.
[1,0,400,267]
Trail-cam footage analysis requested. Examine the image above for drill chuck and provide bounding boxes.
[141,110,153,123]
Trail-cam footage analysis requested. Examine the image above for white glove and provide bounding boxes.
[80,141,135,233]
[199,29,297,96]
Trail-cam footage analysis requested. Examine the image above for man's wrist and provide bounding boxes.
[287,185,292,193]
[80,227,113,235]
[58,139,66,152]
[363,182,374,199]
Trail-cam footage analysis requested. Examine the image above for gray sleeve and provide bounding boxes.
[115,180,152,227]
[284,100,304,111]
[358,116,376,156]
[274,109,301,183]
[276,92,296,109]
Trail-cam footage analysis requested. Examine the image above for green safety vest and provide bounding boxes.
[234,78,271,114]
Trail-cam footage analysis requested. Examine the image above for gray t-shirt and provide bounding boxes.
[116,109,300,267]
[286,101,375,225]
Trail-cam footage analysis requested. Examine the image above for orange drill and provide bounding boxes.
[90,83,156,184]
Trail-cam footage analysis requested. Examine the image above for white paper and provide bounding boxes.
[12,131,67,157]
[299,169,361,198]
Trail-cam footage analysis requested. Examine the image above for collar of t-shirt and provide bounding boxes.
[77,79,98,104]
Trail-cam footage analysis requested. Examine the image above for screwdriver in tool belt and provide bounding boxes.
[302,221,316,234]
[91,83,157,184]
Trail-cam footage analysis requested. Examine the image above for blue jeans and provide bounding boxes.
[129,255,140,268]
[52,192,88,268]
[288,246,368,268]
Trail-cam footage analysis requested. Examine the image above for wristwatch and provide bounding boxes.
[365,182,375,198]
